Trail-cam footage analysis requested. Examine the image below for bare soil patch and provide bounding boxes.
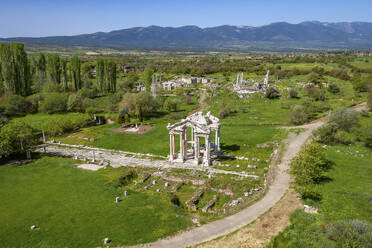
[195,189,302,248]
[114,124,154,135]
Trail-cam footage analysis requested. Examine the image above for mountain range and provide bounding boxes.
[2,21,372,51]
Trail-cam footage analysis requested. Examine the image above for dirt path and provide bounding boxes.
[137,102,367,248]
[135,118,325,248]
[189,89,209,115]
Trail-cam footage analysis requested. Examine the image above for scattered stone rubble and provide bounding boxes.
[36,143,257,178]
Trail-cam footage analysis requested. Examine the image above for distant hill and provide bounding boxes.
[2,21,372,51]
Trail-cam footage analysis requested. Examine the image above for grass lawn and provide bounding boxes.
[0,157,191,247]
[268,143,372,248]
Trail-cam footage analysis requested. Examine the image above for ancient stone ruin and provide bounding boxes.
[167,111,220,166]
[233,70,271,97]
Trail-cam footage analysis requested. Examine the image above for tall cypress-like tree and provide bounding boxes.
[0,42,30,96]
[71,56,81,91]
[47,54,61,84]
[96,58,105,93]
[60,58,68,91]
[105,60,116,93]
[36,53,46,91]
[11,43,30,96]
[0,43,14,93]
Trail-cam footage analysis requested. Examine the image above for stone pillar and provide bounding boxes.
[26,149,31,160]
[92,151,96,163]
[205,135,211,166]
[42,130,46,143]
[194,136,200,164]
[170,134,175,161]
[179,131,185,162]
[215,127,220,152]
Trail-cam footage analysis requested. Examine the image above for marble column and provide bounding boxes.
[215,127,220,152]
[205,135,211,166]
[170,134,175,161]
[194,136,200,164]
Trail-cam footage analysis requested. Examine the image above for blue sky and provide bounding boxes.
[1,0,372,37]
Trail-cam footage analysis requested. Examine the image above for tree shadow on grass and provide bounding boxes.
[221,143,240,152]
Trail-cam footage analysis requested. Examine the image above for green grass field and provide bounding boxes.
[268,143,372,248]
[0,157,191,247]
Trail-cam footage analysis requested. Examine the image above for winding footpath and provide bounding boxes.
[136,102,366,248]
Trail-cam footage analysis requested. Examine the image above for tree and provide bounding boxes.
[105,60,116,93]
[11,43,31,96]
[96,58,105,93]
[0,94,29,116]
[143,67,154,91]
[39,93,67,114]
[35,53,47,91]
[290,143,331,198]
[71,56,81,91]
[163,98,180,112]
[0,121,37,158]
[119,92,157,121]
[0,43,14,93]
[60,58,68,90]
[328,108,360,132]
[47,54,61,84]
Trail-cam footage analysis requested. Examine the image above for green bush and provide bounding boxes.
[313,90,327,101]
[219,108,231,119]
[328,83,340,94]
[163,98,180,112]
[0,120,37,158]
[327,220,372,248]
[290,143,331,199]
[39,93,68,114]
[265,87,280,99]
[289,88,298,98]
[67,93,85,112]
[289,105,307,125]
[0,94,29,116]
[329,108,360,132]
[118,170,137,187]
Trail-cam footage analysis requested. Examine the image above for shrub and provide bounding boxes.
[42,82,62,92]
[313,124,338,144]
[289,88,299,98]
[78,88,97,99]
[289,105,307,125]
[328,83,340,94]
[334,130,354,145]
[327,220,372,248]
[0,120,37,158]
[314,90,327,101]
[170,194,180,206]
[39,93,68,114]
[0,94,29,116]
[367,91,372,111]
[67,93,85,112]
[290,143,331,199]
[118,170,137,186]
[265,87,280,99]
[170,114,182,120]
[328,108,360,132]
[184,95,193,104]
[163,98,180,112]
[219,108,231,119]
[363,121,372,148]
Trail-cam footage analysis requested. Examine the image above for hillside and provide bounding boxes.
[2,21,372,51]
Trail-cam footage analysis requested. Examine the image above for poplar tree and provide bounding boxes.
[60,58,68,90]
[96,58,105,93]
[105,60,116,93]
[47,54,61,84]
[35,53,46,91]
[71,56,81,91]
[11,43,30,96]
[0,43,14,93]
